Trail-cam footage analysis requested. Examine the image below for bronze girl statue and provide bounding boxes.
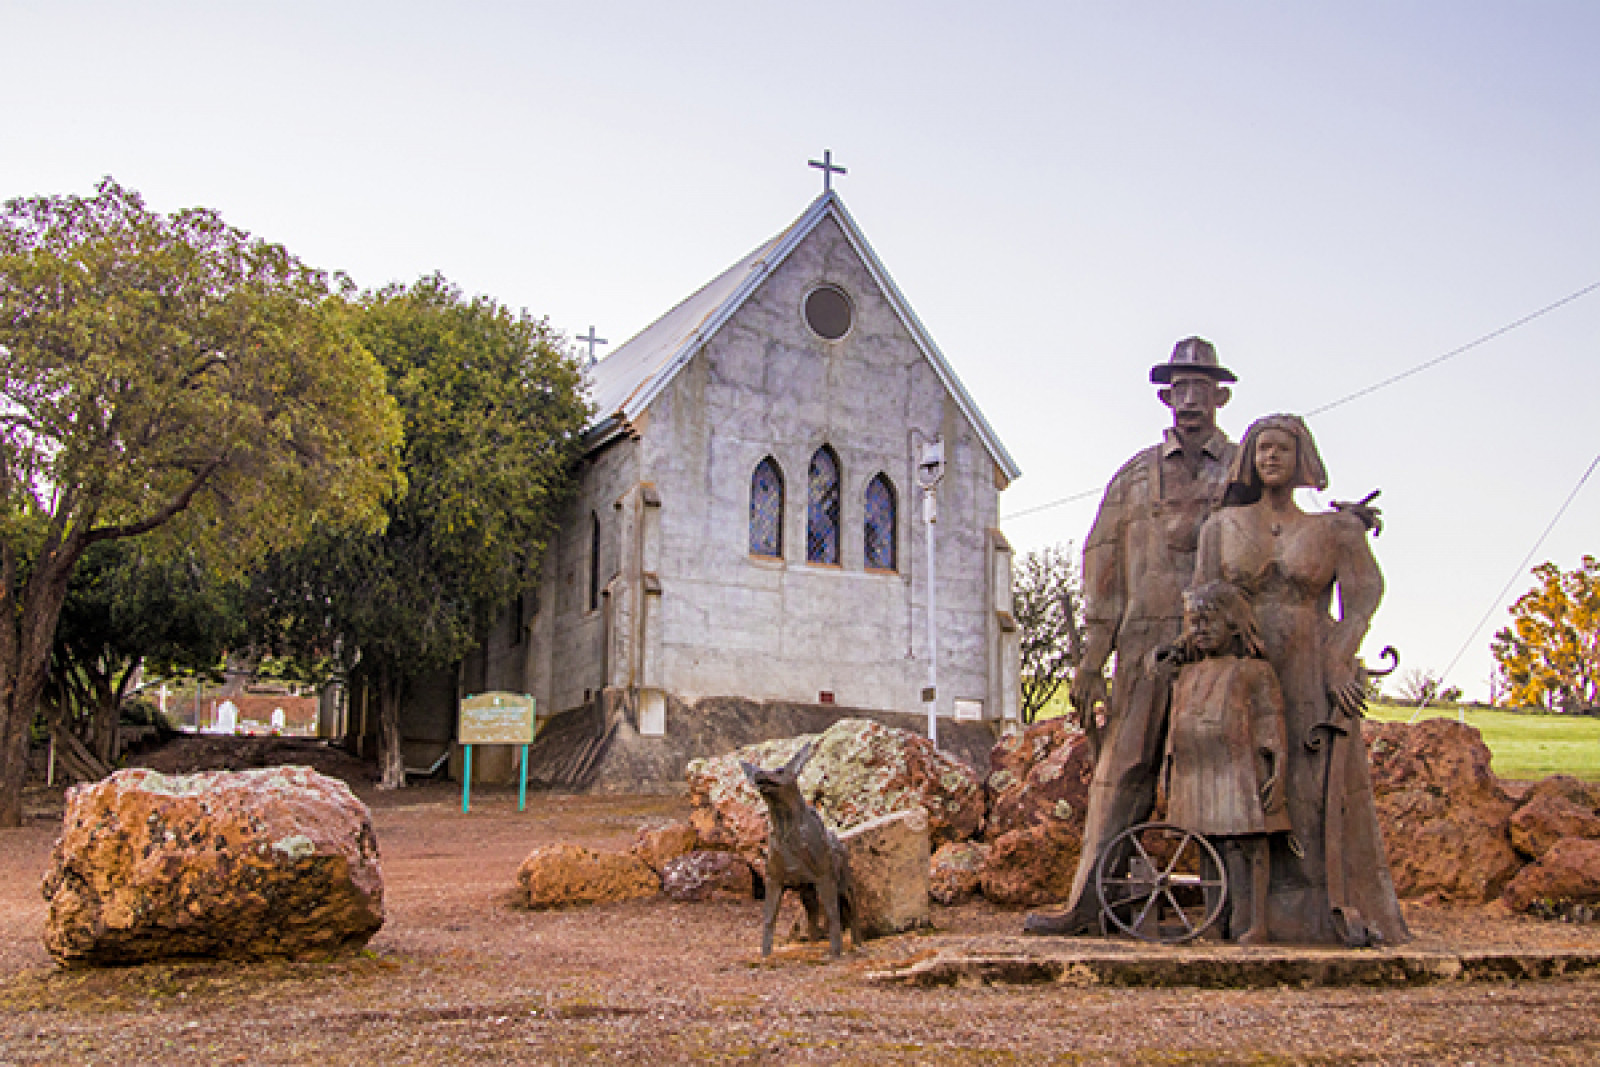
[1164,580,1292,944]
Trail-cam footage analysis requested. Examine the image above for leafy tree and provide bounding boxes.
[1014,542,1085,724]
[43,542,244,782]
[0,179,402,825]
[1491,555,1600,712]
[1395,668,1462,707]
[250,276,589,788]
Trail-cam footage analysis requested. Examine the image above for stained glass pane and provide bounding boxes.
[750,458,783,557]
[865,474,896,570]
[807,447,840,564]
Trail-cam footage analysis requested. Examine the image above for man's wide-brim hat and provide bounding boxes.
[1151,336,1237,385]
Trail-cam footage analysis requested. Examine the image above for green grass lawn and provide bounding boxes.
[1032,690,1600,782]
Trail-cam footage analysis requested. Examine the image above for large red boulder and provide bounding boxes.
[684,719,983,875]
[631,821,700,875]
[929,841,989,905]
[979,821,1080,908]
[659,851,754,901]
[1364,719,1521,902]
[984,718,1093,841]
[972,719,1092,909]
[41,767,384,966]
[1509,792,1600,862]
[517,845,660,908]
[1501,837,1600,916]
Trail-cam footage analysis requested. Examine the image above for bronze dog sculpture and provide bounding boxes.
[741,743,859,957]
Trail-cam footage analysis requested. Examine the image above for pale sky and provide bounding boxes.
[5,2,1598,701]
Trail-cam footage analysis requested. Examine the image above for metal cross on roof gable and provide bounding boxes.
[576,325,608,363]
[808,149,847,192]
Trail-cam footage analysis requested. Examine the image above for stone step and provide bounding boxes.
[866,939,1600,989]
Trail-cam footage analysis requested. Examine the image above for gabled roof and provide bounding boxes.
[587,191,1021,482]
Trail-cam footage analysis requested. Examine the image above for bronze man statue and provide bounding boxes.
[1025,337,1239,936]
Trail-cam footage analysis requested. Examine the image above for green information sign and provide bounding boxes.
[457,691,537,813]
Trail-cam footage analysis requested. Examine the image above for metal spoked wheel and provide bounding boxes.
[1094,821,1229,944]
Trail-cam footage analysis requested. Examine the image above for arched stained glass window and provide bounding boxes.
[806,446,841,565]
[749,457,784,557]
[864,474,896,571]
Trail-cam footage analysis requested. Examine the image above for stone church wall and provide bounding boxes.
[634,215,1010,723]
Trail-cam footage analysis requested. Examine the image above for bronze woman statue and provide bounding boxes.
[1194,414,1409,946]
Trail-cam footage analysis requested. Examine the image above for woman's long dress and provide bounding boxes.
[1195,506,1410,945]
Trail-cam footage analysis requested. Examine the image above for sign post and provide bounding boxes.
[457,691,538,813]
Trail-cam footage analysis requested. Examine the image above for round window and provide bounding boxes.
[804,285,853,341]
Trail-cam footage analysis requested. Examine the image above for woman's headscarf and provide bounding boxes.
[1222,413,1328,508]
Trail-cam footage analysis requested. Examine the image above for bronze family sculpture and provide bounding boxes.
[1026,336,1408,947]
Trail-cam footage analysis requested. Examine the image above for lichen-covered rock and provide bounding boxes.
[41,767,383,966]
[979,822,1080,908]
[685,719,983,875]
[1364,719,1521,902]
[929,840,990,905]
[632,821,700,875]
[1501,837,1600,915]
[1509,792,1600,862]
[660,851,753,901]
[840,808,930,937]
[516,845,660,908]
[984,718,1093,841]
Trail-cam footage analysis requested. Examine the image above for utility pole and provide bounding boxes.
[917,437,946,746]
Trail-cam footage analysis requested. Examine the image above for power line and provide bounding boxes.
[1002,278,1600,523]
[1307,279,1600,417]
[1002,487,1100,521]
[1409,449,1600,724]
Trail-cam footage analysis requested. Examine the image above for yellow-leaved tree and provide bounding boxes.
[1490,555,1600,713]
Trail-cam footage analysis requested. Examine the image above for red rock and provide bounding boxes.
[979,821,1080,908]
[984,718,1093,841]
[1363,719,1521,902]
[684,719,983,876]
[41,767,383,966]
[659,851,753,901]
[1517,774,1600,813]
[1501,837,1600,914]
[1509,793,1600,861]
[840,809,930,937]
[632,821,700,874]
[930,841,990,905]
[516,845,660,908]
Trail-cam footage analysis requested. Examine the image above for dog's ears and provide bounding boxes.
[783,741,814,777]
[739,760,761,784]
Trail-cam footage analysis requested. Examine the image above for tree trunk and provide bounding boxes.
[0,537,86,827]
[375,661,406,790]
[89,670,122,766]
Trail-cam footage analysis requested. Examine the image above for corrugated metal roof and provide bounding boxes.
[586,191,1020,482]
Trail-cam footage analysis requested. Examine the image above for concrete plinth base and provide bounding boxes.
[866,936,1600,989]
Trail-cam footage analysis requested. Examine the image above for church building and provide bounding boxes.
[416,186,1022,787]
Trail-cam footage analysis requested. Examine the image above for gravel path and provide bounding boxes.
[3,763,1599,1064]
